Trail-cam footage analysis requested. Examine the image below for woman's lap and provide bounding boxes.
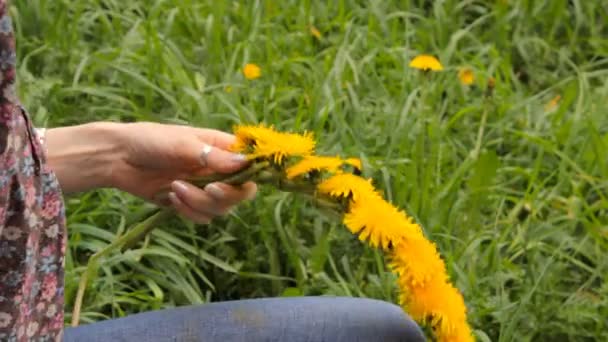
[64,296,425,342]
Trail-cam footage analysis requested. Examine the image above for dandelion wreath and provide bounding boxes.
[227,124,474,342]
[72,123,474,341]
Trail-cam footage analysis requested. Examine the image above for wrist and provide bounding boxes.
[46,122,127,194]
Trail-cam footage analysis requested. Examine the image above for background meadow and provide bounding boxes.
[12,1,608,341]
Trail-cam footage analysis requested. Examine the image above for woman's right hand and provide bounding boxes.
[46,121,257,224]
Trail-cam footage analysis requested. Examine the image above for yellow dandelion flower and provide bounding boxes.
[242,63,261,80]
[544,94,561,112]
[317,173,378,201]
[254,133,315,164]
[436,322,474,342]
[344,158,362,171]
[458,68,474,86]
[231,124,278,153]
[231,124,315,164]
[404,280,473,341]
[343,196,424,249]
[400,279,471,341]
[409,54,443,71]
[286,155,345,179]
[390,237,447,287]
[309,25,322,39]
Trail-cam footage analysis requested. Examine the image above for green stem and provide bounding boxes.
[123,162,274,251]
[120,162,274,252]
[190,161,270,187]
[472,106,488,159]
[120,208,174,252]
[72,208,173,326]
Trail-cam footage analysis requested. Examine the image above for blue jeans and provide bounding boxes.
[64,297,425,341]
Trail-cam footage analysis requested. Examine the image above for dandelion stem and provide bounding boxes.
[190,161,271,187]
[472,105,489,159]
[71,208,173,327]
[120,162,273,253]
[119,208,173,251]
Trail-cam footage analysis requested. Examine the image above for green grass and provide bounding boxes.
[12,0,608,341]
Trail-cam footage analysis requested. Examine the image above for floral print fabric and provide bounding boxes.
[0,1,67,341]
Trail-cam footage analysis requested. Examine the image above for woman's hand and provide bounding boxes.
[113,122,257,223]
[46,121,257,224]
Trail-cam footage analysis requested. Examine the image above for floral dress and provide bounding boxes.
[0,1,67,341]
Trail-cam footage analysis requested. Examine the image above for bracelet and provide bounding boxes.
[34,127,47,152]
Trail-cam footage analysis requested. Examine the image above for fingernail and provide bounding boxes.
[171,181,188,196]
[231,153,247,162]
[246,188,257,200]
[204,183,225,199]
[168,192,180,206]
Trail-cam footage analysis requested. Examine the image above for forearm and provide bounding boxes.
[45,122,126,194]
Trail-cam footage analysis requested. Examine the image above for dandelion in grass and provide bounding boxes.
[242,63,261,80]
[545,94,561,112]
[485,76,496,97]
[458,68,474,86]
[309,25,322,39]
[487,77,495,89]
[231,124,315,164]
[409,54,443,71]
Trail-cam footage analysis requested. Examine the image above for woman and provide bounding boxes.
[0,1,424,341]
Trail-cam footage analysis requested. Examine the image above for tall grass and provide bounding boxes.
[12,1,608,340]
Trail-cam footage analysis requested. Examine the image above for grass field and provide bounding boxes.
[13,1,608,341]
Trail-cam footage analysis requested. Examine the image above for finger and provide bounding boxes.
[204,181,257,204]
[175,128,247,174]
[168,192,212,225]
[200,143,249,174]
[171,180,231,216]
[196,129,238,150]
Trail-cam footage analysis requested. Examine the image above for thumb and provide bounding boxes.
[198,142,249,174]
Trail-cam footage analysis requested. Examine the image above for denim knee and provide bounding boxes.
[64,296,426,342]
[293,296,425,342]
